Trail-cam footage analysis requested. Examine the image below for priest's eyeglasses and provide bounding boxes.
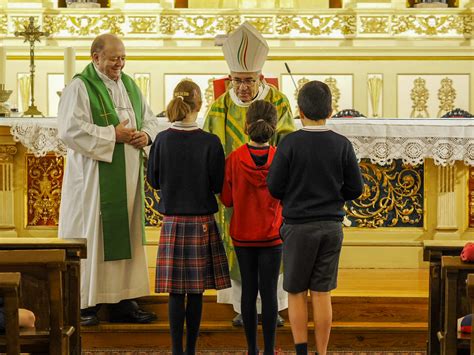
[230,78,258,88]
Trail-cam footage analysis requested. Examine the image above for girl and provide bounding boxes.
[147,80,231,355]
[220,100,283,355]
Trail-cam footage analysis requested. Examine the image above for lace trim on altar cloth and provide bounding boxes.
[10,124,67,157]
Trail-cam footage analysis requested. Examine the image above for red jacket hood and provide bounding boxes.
[238,145,276,188]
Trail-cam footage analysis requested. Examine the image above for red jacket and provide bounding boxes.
[220,144,283,247]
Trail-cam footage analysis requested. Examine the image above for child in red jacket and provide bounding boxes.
[220,100,283,355]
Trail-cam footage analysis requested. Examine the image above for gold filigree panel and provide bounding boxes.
[469,167,474,228]
[3,11,471,39]
[26,154,63,227]
[346,159,423,228]
[360,16,389,34]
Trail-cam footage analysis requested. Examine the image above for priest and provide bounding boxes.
[204,22,295,327]
[58,33,159,326]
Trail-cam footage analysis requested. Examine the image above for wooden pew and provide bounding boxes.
[0,272,21,355]
[467,274,474,355]
[423,240,466,355]
[0,250,74,355]
[0,238,86,355]
[439,256,474,354]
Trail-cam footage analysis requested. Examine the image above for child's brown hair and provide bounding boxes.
[166,80,202,122]
[246,100,277,144]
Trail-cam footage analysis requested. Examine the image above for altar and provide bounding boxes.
[0,116,472,269]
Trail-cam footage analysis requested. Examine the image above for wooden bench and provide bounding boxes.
[423,240,466,355]
[0,238,86,355]
[0,250,74,355]
[0,272,21,354]
[438,256,474,354]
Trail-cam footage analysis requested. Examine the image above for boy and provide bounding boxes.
[267,81,363,355]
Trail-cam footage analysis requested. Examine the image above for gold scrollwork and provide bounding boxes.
[159,15,181,35]
[324,77,340,113]
[0,15,7,34]
[100,15,125,35]
[410,77,430,118]
[129,16,157,33]
[276,15,356,36]
[68,16,101,36]
[184,16,217,36]
[360,16,389,34]
[43,15,68,35]
[437,77,456,118]
[215,15,241,34]
[26,155,63,226]
[144,176,163,228]
[392,15,472,36]
[12,16,39,34]
[244,17,273,34]
[346,160,423,228]
[0,145,18,163]
[205,77,216,111]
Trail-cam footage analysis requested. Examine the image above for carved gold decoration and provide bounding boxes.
[324,77,340,113]
[129,16,157,33]
[133,74,150,103]
[346,160,423,228]
[184,16,217,36]
[205,78,216,111]
[276,15,356,36]
[0,145,18,164]
[101,15,125,35]
[437,77,456,118]
[392,15,472,36]
[410,77,430,118]
[368,76,383,118]
[43,15,68,35]
[215,15,241,34]
[12,16,39,34]
[293,77,309,114]
[0,15,7,34]
[26,154,63,226]
[360,16,389,34]
[160,15,181,35]
[245,17,273,34]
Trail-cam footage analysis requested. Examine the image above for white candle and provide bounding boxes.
[0,46,6,86]
[64,47,76,86]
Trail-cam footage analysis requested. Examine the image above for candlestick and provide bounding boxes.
[64,47,75,87]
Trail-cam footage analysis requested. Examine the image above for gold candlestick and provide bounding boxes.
[0,84,12,117]
[14,17,50,117]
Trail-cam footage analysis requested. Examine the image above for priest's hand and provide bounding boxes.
[130,131,150,149]
[115,119,136,143]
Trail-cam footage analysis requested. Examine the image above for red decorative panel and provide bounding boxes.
[26,154,64,226]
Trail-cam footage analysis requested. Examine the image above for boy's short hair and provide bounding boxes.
[297,81,332,121]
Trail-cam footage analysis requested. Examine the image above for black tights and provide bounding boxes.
[168,293,203,355]
[235,245,282,355]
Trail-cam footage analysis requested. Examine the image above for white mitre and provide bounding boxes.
[222,22,269,73]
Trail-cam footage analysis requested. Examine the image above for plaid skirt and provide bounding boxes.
[155,215,231,294]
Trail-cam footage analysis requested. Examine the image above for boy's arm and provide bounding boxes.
[219,157,233,207]
[341,144,364,201]
[267,150,290,200]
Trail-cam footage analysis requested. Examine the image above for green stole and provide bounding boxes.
[75,63,144,261]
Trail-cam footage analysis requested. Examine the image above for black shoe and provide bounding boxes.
[232,313,243,327]
[80,307,100,326]
[109,309,157,324]
[277,313,285,327]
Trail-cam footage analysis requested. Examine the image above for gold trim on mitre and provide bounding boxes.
[222,22,269,73]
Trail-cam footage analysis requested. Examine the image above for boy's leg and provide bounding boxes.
[310,291,332,355]
[288,291,309,344]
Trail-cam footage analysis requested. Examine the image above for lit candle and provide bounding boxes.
[64,47,76,86]
[0,46,6,86]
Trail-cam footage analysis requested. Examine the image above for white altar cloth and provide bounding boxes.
[2,117,474,166]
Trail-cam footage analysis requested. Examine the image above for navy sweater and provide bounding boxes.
[267,128,364,224]
[147,128,225,216]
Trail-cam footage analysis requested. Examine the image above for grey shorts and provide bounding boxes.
[280,220,343,293]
